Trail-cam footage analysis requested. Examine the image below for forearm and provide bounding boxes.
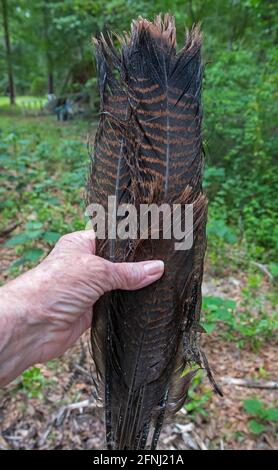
[0,273,42,386]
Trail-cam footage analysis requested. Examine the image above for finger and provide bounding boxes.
[105,259,165,291]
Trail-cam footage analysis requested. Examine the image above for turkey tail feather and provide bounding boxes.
[87,14,221,450]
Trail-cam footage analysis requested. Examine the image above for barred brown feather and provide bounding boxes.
[87,14,222,450]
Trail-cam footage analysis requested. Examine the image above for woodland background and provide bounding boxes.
[0,0,277,450]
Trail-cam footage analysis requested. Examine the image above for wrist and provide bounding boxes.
[0,272,43,386]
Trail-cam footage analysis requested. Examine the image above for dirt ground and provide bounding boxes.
[0,256,277,450]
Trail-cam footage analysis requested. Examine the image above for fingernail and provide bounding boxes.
[143,260,164,276]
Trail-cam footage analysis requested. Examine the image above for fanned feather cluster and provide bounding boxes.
[87,14,221,450]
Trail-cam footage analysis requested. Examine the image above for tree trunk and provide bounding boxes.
[1,0,16,104]
[42,1,54,95]
[48,71,54,94]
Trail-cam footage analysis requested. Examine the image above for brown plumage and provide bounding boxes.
[86,14,222,450]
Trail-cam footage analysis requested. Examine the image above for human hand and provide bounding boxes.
[0,230,164,385]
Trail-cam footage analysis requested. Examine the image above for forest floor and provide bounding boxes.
[0,113,277,450]
[0,266,277,450]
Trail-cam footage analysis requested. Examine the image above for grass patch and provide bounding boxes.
[0,95,47,109]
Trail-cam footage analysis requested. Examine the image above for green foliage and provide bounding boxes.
[184,369,212,418]
[204,43,278,262]
[1,0,277,267]
[202,296,236,334]
[269,263,278,279]
[243,398,278,435]
[20,367,48,398]
[0,116,88,274]
[202,295,278,350]
[0,96,47,109]
[30,77,47,96]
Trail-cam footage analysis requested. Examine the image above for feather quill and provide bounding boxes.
[87,14,222,450]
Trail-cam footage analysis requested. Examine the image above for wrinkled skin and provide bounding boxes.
[0,230,164,386]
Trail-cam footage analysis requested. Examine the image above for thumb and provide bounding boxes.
[103,259,165,292]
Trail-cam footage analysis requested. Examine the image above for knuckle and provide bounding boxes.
[57,233,72,245]
[88,257,113,295]
[84,255,109,280]
[96,259,119,291]
[118,263,132,284]
[80,254,94,271]
[115,263,141,289]
[99,259,113,284]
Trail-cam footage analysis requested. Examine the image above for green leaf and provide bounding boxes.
[25,221,43,230]
[10,249,44,267]
[46,197,60,206]
[0,154,10,164]
[23,248,44,262]
[5,233,30,247]
[10,257,26,268]
[269,263,278,278]
[43,231,61,243]
[4,132,17,142]
[248,420,266,435]
[264,407,278,422]
[0,200,15,209]
[22,366,42,381]
[217,309,234,322]
[203,322,216,333]
[225,299,237,309]
[21,366,46,399]
[203,296,224,306]
[26,230,43,240]
[243,399,264,416]
[5,228,43,246]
